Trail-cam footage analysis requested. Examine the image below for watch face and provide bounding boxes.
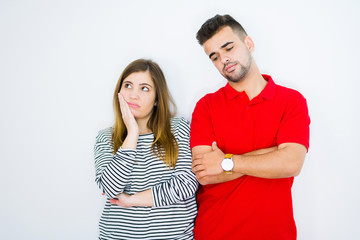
[221,158,234,171]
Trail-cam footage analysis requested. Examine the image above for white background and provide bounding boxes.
[1,0,359,239]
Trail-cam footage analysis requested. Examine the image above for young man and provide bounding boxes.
[190,14,310,240]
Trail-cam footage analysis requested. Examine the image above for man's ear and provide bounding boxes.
[244,36,255,53]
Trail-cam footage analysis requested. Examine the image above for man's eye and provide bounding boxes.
[212,56,218,61]
[142,86,149,92]
[226,47,233,51]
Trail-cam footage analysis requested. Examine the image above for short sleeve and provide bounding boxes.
[190,96,216,149]
[277,92,310,150]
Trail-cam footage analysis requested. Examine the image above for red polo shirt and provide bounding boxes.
[190,75,310,240]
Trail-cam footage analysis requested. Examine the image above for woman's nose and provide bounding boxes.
[129,89,139,99]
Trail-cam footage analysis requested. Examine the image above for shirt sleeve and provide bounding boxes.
[190,96,216,149]
[94,130,136,199]
[277,92,311,150]
[151,118,199,207]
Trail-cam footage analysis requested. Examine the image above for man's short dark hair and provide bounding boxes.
[196,14,247,45]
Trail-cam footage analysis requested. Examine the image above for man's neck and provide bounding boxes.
[228,65,267,100]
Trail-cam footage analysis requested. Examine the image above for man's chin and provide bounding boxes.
[223,70,239,82]
[226,75,242,83]
[225,70,248,83]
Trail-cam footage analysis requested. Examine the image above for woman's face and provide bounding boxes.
[119,71,156,122]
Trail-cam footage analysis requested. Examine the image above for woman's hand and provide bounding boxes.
[118,93,139,149]
[118,93,139,136]
[109,189,154,208]
[109,193,133,208]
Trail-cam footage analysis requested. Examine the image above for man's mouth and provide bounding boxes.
[225,63,237,73]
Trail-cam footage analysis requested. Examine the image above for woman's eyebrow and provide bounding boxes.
[140,83,153,88]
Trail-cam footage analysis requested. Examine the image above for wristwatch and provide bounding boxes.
[221,154,234,174]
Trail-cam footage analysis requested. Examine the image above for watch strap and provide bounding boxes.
[224,154,233,174]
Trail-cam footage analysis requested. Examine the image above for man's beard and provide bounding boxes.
[223,55,252,83]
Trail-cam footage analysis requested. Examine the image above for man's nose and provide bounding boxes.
[220,55,230,64]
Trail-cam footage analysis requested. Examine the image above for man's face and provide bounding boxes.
[203,26,253,83]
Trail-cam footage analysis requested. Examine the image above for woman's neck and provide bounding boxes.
[136,118,152,135]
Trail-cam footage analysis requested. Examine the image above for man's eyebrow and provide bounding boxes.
[221,41,234,49]
[208,42,234,59]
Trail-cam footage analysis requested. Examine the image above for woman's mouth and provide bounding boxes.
[127,102,140,108]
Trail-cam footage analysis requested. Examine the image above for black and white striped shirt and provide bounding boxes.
[94,117,198,240]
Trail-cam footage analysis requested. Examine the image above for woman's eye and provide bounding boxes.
[124,83,131,89]
[226,47,233,51]
[142,86,149,92]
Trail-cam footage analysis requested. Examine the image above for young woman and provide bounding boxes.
[94,59,198,240]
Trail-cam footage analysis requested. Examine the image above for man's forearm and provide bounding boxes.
[193,146,277,185]
[232,143,307,179]
[197,172,244,185]
[243,146,277,156]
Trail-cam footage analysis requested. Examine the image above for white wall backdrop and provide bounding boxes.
[1,0,359,239]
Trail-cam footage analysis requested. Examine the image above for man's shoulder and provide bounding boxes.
[274,83,306,101]
[196,86,226,105]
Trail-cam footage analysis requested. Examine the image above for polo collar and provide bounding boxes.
[259,74,276,100]
[224,74,276,101]
[224,82,244,100]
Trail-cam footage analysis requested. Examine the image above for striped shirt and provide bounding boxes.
[94,117,198,240]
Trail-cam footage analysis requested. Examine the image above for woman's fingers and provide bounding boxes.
[118,93,128,116]
[118,93,131,121]
[118,93,139,135]
[109,199,119,205]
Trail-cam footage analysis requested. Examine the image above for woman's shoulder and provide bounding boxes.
[171,117,190,138]
[96,127,113,142]
[171,117,190,128]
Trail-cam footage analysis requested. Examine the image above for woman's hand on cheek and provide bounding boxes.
[118,93,139,136]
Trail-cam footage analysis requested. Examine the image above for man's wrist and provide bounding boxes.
[221,154,234,174]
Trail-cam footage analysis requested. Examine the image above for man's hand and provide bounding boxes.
[192,142,225,179]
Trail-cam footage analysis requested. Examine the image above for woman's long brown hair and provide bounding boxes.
[112,59,178,169]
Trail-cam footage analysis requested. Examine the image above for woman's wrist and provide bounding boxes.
[131,190,154,207]
[122,133,139,150]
